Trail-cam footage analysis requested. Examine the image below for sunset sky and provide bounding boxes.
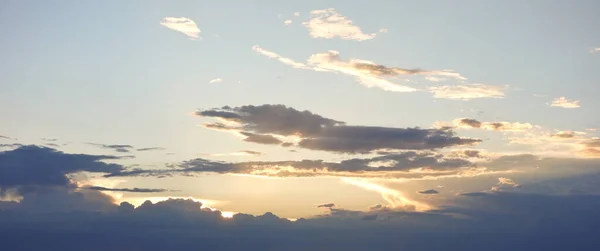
[1,1,600,250]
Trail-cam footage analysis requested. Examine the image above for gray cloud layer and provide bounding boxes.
[198,104,481,153]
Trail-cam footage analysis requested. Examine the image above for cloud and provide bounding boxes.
[303,8,377,41]
[208,78,223,83]
[0,145,124,189]
[551,97,580,108]
[581,139,600,157]
[107,150,485,179]
[418,189,439,194]
[240,132,283,145]
[41,138,57,142]
[253,46,466,93]
[82,186,171,193]
[197,104,481,153]
[160,17,201,40]
[589,48,600,53]
[88,143,134,153]
[497,177,519,187]
[293,12,300,17]
[429,84,506,100]
[316,203,336,208]
[453,118,533,132]
[284,20,292,25]
[137,147,166,152]
[0,135,10,140]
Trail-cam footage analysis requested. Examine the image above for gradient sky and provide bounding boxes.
[2,0,600,235]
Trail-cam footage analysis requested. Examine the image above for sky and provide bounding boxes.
[1,1,600,250]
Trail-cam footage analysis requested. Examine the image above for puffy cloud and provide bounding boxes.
[88,143,134,153]
[316,203,336,208]
[82,186,171,193]
[418,189,439,194]
[208,78,223,83]
[160,17,201,40]
[198,104,481,153]
[0,145,124,189]
[429,84,506,100]
[453,118,533,132]
[303,8,377,41]
[551,97,580,108]
[284,20,292,25]
[137,147,166,152]
[253,46,465,93]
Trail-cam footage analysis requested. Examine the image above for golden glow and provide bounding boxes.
[221,211,236,218]
[342,178,432,211]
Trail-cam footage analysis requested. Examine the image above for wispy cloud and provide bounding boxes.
[589,48,600,54]
[303,8,377,41]
[253,46,466,93]
[550,97,580,108]
[429,84,506,100]
[453,118,534,132]
[293,12,300,17]
[160,17,201,40]
[252,46,310,69]
[208,78,223,83]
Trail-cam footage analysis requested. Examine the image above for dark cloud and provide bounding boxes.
[298,126,481,153]
[418,189,439,194]
[353,62,425,76]
[88,143,134,153]
[0,145,124,189]
[45,143,60,148]
[137,147,166,152]
[82,186,173,193]
[240,132,283,145]
[1,135,12,140]
[108,151,475,178]
[316,203,335,208]
[1,192,600,250]
[458,118,482,128]
[199,104,481,153]
[197,104,344,137]
[458,192,490,197]
[240,150,262,156]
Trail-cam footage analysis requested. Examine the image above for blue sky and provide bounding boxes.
[1,1,600,249]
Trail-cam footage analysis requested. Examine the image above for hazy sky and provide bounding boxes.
[1,2,600,249]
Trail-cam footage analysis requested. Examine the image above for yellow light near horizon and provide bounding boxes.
[221,211,236,218]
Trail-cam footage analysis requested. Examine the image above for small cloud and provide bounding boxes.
[82,186,173,193]
[293,12,300,17]
[160,17,201,40]
[316,203,336,208]
[453,118,533,132]
[550,97,580,108]
[87,143,134,153]
[589,48,600,54]
[137,147,166,152]
[417,189,439,195]
[208,78,223,83]
[498,177,519,187]
[429,84,505,100]
[284,20,293,25]
[458,192,489,197]
[303,8,377,41]
[378,28,388,33]
[41,138,58,142]
[0,135,11,140]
